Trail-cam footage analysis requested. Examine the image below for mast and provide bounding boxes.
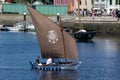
[59,17,67,62]
[77,0,83,29]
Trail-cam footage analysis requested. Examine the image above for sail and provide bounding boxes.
[27,6,78,60]
[67,0,74,14]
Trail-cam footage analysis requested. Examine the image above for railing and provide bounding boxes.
[2,4,68,15]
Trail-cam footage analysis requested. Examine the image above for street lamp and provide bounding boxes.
[23,12,26,21]
[57,13,60,22]
[23,12,27,31]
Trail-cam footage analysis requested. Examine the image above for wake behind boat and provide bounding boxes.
[27,5,81,71]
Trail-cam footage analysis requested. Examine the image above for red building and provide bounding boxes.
[54,0,74,6]
[6,0,11,3]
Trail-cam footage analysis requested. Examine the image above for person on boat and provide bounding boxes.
[35,56,42,66]
[53,57,60,64]
[36,56,40,64]
[46,58,53,65]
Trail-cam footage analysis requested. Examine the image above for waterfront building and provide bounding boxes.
[93,0,120,15]
[0,0,5,13]
[93,0,106,10]
[0,0,5,3]
[93,0,106,15]
[54,0,92,12]
[74,0,93,13]
[106,0,120,15]
[54,0,74,5]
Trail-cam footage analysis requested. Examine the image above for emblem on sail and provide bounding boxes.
[47,30,58,44]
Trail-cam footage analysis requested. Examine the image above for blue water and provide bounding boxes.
[0,32,120,80]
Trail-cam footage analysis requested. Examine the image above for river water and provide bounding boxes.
[0,32,120,80]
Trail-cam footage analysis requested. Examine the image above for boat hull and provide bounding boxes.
[29,61,81,71]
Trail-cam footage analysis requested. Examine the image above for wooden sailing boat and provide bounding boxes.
[27,6,81,70]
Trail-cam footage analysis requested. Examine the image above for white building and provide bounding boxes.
[93,0,120,15]
[93,0,106,13]
[94,0,105,9]
[0,0,5,3]
[0,0,5,13]
[106,0,120,14]
[74,0,93,11]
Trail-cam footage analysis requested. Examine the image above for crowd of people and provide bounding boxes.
[72,8,120,18]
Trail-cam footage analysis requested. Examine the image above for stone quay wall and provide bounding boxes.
[1,14,120,35]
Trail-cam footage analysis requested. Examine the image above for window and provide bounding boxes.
[116,0,118,5]
[101,0,105,2]
[110,0,112,5]
[96,0,99,2]
[80,1,81,5]
[91,0,94,5]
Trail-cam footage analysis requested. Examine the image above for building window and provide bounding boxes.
[101,0,105,2]
[96,0,99,2]
[110,0,112,5]
[116,0,120,5]
[91,0,94,5]
[80,1,81,5]
[116,0,118,5]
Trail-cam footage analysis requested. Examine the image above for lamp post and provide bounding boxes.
[23,12,27,31]
[23,12,26,21]
[86,0,88,15]
[57,13,60,22]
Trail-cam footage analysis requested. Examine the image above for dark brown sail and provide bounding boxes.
[27,6,78,60]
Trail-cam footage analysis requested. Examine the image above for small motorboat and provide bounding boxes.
[72,29,97,42]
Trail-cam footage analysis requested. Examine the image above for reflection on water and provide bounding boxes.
[77,36,120,79]
[33,70,79,80]
[0,32,120,80]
